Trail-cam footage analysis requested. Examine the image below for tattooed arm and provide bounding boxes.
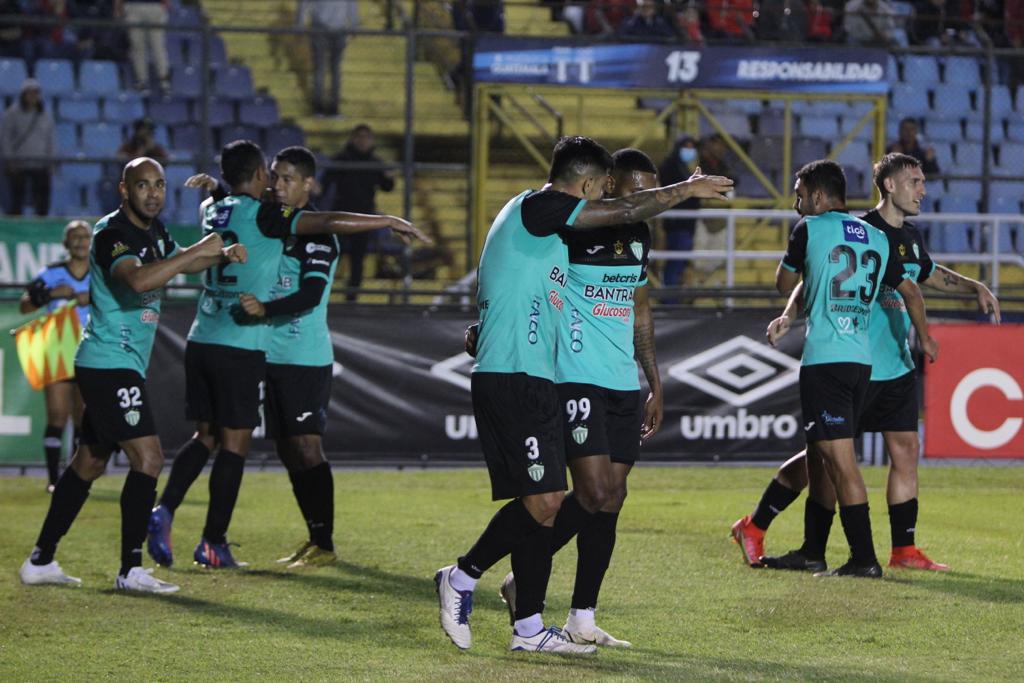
[633,284,663,439]
[923,264,1001,323]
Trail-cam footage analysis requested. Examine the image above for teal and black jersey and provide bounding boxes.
[555,221,650,390]
[75,209,178,377]
[187,194,302,352]
[782,211,906,367]
[861,209,935,381]
[267,229,339,367]
[473,189,586,381]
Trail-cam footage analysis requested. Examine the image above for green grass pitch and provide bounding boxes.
[1,466,1021,682]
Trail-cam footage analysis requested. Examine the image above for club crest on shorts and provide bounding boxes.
[629,240,643,261]
[571,424,589,445]
[124,409,140,426]
[527,463,545,482]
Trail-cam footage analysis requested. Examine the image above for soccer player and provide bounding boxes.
[759,159,936,578]
[732,153,997,572]
[20,220,92,491]
[435,136,732,653]
[18,157,243,593]
[147,140,426,569]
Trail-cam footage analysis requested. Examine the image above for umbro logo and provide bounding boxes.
[667,335,799,407]
[296,412,313,422]
[586,245,604,255]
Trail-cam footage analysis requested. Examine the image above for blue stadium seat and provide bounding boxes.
[170,123,202,152]
[170,66,204,98]
[218,124,261,148]
[238,97,280,127]
[930,141,953,171]
[734,170,776,199]
[264,124,305,151]
[963,120,1005,143]
[932,84,973,117]
[166,33,192,67]
[887,55,899,81]
[1007,119,1024,142]
[749,136,784,173]
[890,84,930,118]
[943,57,980,85]
[213,65,253,99]
[990,194,1021,213]
[838,115,873,142]
[81,122,124,156]
[833,141,870,170]
[938,224,973,253]
[0,57,28,96]
[78,60,121,95]
[147,95,191,124]
[946,180,982,199]
[206,36,229,69]
[798,115,839,139]
[996,142,1024,170]
[954,142,985,175]
[194,98,235,127]
[152,124,171,148]
[843,166,870,198]
[55,122,79,153]
[988,197,1020,253]
[924,119,961,143]
[60,161,104,184]
[757,111,785,137]
[792,137,828,169]
[164,164,195,189]
[103,92,146,123]
[990,86,1015,118]
[169,3,203,25]
[901,56,940,84]
[33,59,76,96]
[58,94,101,123]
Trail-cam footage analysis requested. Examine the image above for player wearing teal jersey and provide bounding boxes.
[435,137,733,653]
[732,154,999,574]
[19,158,244,594]
[146,140,427,570]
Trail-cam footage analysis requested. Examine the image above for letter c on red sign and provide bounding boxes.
[949,368,1023,450]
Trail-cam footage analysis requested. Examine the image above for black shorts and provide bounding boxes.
[264,363,332,438]
[799,363,871,443]
[858,371,919,434]
[75,366,157,448]
[556,382,642,465]
[472,372,567,501]
[185,341,266,430]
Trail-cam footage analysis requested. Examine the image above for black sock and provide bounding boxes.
[43,425,63,486]
[839,503,878,566]
[511,525,554,624]
[457,498,541,579]
[888,498,918,549]
[32,467,92,565]
[571,511,619,610]
[751,479,800,531]
[550,492,596,555]
[295,462,334,552]
[159,438,212,513]
[799,498,835,560]
[120,470,157,577]
[201,450,245,545]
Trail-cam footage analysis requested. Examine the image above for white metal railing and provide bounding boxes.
[654,209,1024,294]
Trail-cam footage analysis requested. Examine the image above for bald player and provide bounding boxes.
[18,158,246,594]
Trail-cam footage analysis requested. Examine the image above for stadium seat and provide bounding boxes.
[887,54,900,81]
[81,122,124,156]
[932,84,974,118]
[901,55,940,85]
[943,57,980,84]
[218,124,261,147]
[194,98,235,127]
[924,119,961,143]
[838,115,873,141]
[833,141,870,169]
[990,180,1024,205]
[1007,119,1024,142]
[206,36,229,69]
[164,164,195,189]
[791,137,828,169]
[57,94,101,123]
[990,86,1015,118]
[937,224,974,253]
[964,119,1005,143]
[757,110,786,136]
[954,143,985,175]
[55,122,79,153]
[213,65,254,99]
[166,33,193,68]
[59,161,104,184]
[170,123,203,151]
[889,84,930,118]
[169,3,203,25]
[930,141,954,171]
[798,115,839,139]
[701,111,751,140]
[734,170,776,199]
[103,92,146,123]
[843,166,871,198]
[78,60,121,95]
[170,66,204,98]
[0,57,28,95]
[749,136,785,174]
[148,95,191,124]
[33,59,76,96]
[264,124,305,151]
[946,180,982,199]
[152,123,171,148]
[238,97,280,127]
[995,142,1024,169]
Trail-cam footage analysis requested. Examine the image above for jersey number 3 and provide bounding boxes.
[829,245,881,305]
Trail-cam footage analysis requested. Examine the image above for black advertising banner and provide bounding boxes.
[147,304,805,462]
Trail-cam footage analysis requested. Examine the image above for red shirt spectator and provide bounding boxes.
[585,0,635,34]
[1008,0,1024,45]
[705,0,755,39]
[807,0,835,40]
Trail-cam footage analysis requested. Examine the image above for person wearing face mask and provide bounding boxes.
[657,136,700,289]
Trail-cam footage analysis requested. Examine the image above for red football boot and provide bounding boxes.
[888,545,950,571]
[730,515,766,567]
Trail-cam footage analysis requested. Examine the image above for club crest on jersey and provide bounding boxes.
[124,409,140,426]
[527,463,545,482]
[898,243,907,257]
[614,240,624,255]
[211,206,233,228]
[281,206,295,218]
[110,241,129,258]
[571,425,589,444]
[629,240,643,261]
[912,243,920,259]
[842,221,868,244]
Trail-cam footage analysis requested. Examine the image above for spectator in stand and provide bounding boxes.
[887,117,940,175]
[844,0,899,46]
[320,124,395,301]
[1007,0,1024,90]
[22,0,74,66]
[0,79,56,216]
[584,0,635,34]
[669,2,705,43]
[69,0,128,63]
[658,135,700,288]
[755,0,809,41]
[452,0,506,32]
[298,0,359,116]
[116,118,168,165]
[116,0,170,91]
[0,0,26,59]
[806,0,836,41]
[619,0,678,38]
[910,0,976,46]
[704,0,757,43]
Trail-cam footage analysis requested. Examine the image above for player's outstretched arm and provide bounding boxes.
[181,243,248,274]
[295,211,433,245]
[767,281,804,347]
[633,284,662,440]
[112,232,226,292]
[573,167,733,229]
[896,278,938,362]
[923,264,1001,323]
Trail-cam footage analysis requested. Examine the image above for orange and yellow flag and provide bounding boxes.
[11,302,83,390]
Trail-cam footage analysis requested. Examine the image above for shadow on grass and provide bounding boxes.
[887,570,1024,604]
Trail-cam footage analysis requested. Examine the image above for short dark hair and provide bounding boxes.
[220,140,265,187]
[795,159,846,202]
[273,146,316,179]
[352,123,372,136]
[873,152,922,198]
[612,148,657,176]
[898,117,918,128]
[547,136,613,184]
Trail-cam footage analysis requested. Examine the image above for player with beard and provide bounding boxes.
[18,157,242,593]
[731,153,998,572]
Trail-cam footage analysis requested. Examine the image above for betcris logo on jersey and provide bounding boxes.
[843,220,869,244]
[211,206,233,229]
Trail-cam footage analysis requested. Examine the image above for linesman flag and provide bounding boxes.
[11,302,83,390]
